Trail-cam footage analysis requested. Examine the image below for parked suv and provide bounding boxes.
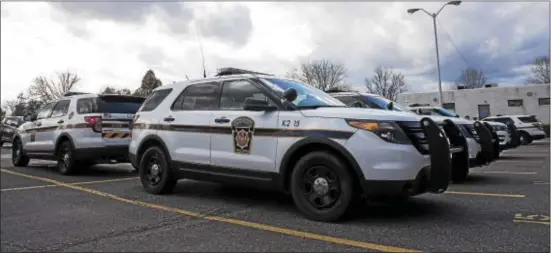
[11,92,145,174]
[327,91,495,182]
[1,116,24,147]
[483,115,546,145]
[130,69,458,222]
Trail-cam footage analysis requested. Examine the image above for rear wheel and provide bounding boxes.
[519,132,532,145]
[57,141,78,175]
[290,151,354,222]
[139,146,176,194]
[12,139,30,167]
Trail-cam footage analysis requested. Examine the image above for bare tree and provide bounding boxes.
[364,66,407,101]
[101,86,132,95]
[455,67,488,89]
[286,59,349,91]
[29,71,81,102]
[525,55,550,84]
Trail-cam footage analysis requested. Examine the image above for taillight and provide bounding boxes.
[84,116,102,133]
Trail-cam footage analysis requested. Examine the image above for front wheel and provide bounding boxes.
[12,139,30,167]
[290,151,355,222]
[57,141,78,175]
[519,132,532,145]
[139,146,176,194]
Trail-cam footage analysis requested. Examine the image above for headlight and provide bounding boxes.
[345,119,411,144]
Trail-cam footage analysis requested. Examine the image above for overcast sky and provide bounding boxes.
[1,1,549,102]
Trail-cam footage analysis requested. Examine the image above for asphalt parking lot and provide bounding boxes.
[1,141,549,252]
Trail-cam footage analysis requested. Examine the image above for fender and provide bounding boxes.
[278,136,365,192]
[136,134,172,163]
[55,133,75,151]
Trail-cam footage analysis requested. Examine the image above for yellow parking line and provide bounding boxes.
[513,220,550,225]
[0,168,420,253]
[0,176,138,192]
[445,191,525,198]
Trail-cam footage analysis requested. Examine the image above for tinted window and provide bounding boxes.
[36,103,56,120]
[262,78,345,108]
[539,98,550,106]
[334,96,370,108]
[363,95,409,111]
[98,96,145,114]
[518,116,538,123]
[50,100,70,118]
[172,83,220,111]
[220,80,272,110]
[488,117,514,125]
[77,98,98,114]
[141,89,173,112]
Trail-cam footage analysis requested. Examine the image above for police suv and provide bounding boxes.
[129,68,461,222]
[327,91,496,182]
[12,92,145,174]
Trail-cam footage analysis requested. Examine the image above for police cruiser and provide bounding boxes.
[12,92,145,174]
[129,68,458,222]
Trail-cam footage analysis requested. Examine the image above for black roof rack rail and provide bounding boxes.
[63,91,90,97]
[215,67,273,77]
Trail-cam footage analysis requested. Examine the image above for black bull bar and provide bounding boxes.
[474,121,496,164]
[420,117,454,193]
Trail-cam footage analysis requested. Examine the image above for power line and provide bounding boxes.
[436,19,472,69]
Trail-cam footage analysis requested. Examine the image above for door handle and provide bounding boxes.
[163,116,175,122]
[57,120,64,124]
[36,122,42,127]
[214,117,230,124]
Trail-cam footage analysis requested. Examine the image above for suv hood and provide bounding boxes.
[420,115,473,125]
[299,107,422,122]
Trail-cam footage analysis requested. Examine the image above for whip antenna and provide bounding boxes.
[195,23,207,78]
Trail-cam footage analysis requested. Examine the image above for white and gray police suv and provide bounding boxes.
[484,115,546,145]
[12,92,145,175]
[129,68,457,222]
[327,91,496,182]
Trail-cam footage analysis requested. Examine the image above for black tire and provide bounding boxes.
[12,138,30,167]
[519,132,532,145]
[451,166,469,183]
[290,151,355,222]
[0,141,4,147]
[139,146,176,194]
[57,141,78,175]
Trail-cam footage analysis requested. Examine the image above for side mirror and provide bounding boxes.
[283,88,298,102]
[243,98,277,112]
[387,101,394,110]
[23,113,35,122]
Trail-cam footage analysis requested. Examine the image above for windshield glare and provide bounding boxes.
[262,78,346,108]
[434,107,458,117]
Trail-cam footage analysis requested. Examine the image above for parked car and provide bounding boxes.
[481,120,511,151]
[327,91,495,182]
[130,68,461,222]
[11,92,145,174]
[483,115,546,145]
[1,116,24,147]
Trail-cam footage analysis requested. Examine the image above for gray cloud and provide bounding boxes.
[196,4,253,47]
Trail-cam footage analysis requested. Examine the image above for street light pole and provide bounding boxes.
[407,1,462,107]
[432,14,443,107]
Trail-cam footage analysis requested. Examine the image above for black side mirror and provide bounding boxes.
[243,98,277,112]
[23,113,35,122]
[387,101,394,110]
[350,101,363,108]
[283,88,298,102]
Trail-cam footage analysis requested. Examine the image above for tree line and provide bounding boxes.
[1,55,548,120]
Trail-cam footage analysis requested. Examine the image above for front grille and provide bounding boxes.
[396,121,429,155]
[461,124,479,141]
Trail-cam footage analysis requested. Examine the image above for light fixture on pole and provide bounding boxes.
[407,1,462,107]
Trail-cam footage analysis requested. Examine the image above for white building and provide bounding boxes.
[397,84,551,124]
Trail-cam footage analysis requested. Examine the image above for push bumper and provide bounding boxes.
[74,146,130,163]
[473,121,494,165]
[420,117,452,193]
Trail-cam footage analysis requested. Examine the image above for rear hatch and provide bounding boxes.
[97,95,145,143]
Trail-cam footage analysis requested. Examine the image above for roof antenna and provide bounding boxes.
[195,22,207,78]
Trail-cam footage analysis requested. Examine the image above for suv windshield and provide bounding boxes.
[261,78,346,108]
[518,116,539,123]
[434,107,459,117]
[364,95,409,112]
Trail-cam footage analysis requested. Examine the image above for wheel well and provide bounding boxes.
[137,138,169,164]
[282,143,362,195]
[55,136,72,155]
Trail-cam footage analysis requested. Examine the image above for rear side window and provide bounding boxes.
[518,116,538,123]
[77,98,98,114]
[488,117,514,125]
[140,89,173,112]
[172,83,220,111]
[50,100,70,118]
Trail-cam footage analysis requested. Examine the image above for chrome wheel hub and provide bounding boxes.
[63,153,70,164]
[150,164,160,176]
[312,177,329,195]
